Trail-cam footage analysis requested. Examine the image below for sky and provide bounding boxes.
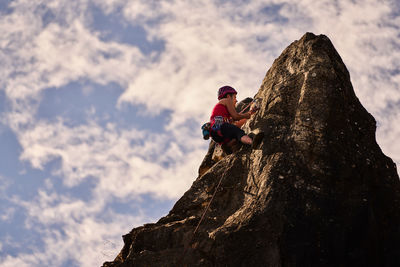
[0,0,399,266]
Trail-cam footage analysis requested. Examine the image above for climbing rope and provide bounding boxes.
[179,98,261,264]
[239,98,260,114]
[179,169,226,264]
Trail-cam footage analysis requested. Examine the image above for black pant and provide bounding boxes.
[210,123,246,144]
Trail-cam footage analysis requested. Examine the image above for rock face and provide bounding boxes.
[103,33,400,267]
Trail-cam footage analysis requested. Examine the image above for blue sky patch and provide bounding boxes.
[0,0,13,15]
[139,194,175,220]
[0,127,95,201]
[49,172,97,202]
[89,5,165,55]
[99,193,175,223]
[0,127,23,178]
[260,4,289,24]
[0,202,46,258]
[37,81,171,132]
[34,3,56,28]
[0,90,8,115]
[60,258,80,267]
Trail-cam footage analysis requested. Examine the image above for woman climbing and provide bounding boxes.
[209,85,261,151]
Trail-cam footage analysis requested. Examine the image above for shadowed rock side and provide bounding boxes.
[103,33,400,267]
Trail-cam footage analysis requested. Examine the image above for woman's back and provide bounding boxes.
[210,102,231,123]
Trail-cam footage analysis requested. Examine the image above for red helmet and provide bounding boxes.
[218,86,237,100]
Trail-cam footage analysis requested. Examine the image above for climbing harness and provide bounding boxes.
[200,98,260,140]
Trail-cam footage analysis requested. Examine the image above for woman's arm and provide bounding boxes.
[234,108,257,127]
[234,118,248,128]
[224,99,251,121]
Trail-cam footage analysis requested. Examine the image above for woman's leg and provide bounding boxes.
[210,129,224,144]
[240,135,252,145]
[221,123,252,145]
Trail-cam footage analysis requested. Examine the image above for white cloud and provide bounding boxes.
[1,0,145,128]
[16,119,202,199]
[2,188,149,267]
[118,0,298,125]
[376,109,400,166]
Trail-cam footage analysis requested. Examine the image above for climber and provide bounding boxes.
[209,86,261,152]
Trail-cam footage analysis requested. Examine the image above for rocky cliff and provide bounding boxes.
[103,33,400,267]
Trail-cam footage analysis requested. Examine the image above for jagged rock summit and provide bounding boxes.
[103,33,400,267]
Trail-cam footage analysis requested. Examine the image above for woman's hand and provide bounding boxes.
[250,106,259,114]
[249,108,257,115]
